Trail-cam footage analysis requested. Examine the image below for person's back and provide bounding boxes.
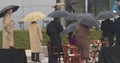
[47,21,63,35]
[46,20,63,63]
[114,17,120,46]
[101,19,114,46]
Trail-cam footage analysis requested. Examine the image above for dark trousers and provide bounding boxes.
[116,34,120,46]
[48,46,63,63]
[31,53,40,62]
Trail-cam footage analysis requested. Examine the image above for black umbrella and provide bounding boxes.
[96,11,116,20]
[62,22,77,35]
[77,15,100,29]
[0,5,19,18]
[66,0,78,5]
[67,13,94,21]
[48,10,70,18]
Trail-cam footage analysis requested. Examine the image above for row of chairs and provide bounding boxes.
[47,40,108,63]
[47,42,82,63]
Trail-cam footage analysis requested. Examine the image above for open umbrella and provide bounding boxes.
[67,13,94,21]
[23,12,46,22]
[66,0,78,5]
[77,15,100,29]
[96,11,116,20]
[62,22,77,35]
[0,5,19,18]
[48,10,70,18]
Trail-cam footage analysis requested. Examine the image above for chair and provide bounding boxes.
[47,42,64,63]
[91,39,109,63]
[62,44,82,63]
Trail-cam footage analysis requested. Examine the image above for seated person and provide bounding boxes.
[68,31,77,46]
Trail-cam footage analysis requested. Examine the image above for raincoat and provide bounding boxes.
[28,23,43,53]
[2,14,14,48]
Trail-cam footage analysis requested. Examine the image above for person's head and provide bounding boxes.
[6,9,13,15]
[54,5,61,10]
[31,21,37,24]
[68,32,73,36]
[105,19,110,21]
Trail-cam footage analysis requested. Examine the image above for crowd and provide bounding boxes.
[0,1,120,63]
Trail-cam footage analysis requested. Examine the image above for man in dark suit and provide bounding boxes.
[101,19,114,46]
[46,18,63,63]
[114,17,120,46]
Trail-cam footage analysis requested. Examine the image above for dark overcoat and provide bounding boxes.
[46,20,63,47]
[101,19,114,46]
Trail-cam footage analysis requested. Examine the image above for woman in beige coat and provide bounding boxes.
[28,21,43,62]
[2,9,14,48]
[75,23,90,63]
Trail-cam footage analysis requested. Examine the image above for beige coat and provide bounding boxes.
[2,15,14,48]
[75,24,90,59]
[28,23,43,53]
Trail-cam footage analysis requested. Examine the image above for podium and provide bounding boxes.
[98,46,120,63]
[0,49,27,63]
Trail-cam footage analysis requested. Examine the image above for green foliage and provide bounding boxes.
[89,29,102,40]
[0,29,102,49]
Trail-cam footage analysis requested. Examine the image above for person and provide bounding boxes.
[68,31,77,46]
[28,21,43,62]
[2,9,15,48]
[75,23,90,63]
[46,18,63,63]
[101,19,114,46]
[114,17,120,46]
[52,3,64,10]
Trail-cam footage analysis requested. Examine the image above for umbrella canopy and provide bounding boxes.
[77,15,100,29]
[66,0,78,5]
[62,22,77,35]
[67,13,94,21]
[23,12,46,22]
[96,11,116,20]
[0,5,19,18]
[62,14,100,35]
[48,10,70,18]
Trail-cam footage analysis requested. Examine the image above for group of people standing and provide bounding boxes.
[0,5,43,63]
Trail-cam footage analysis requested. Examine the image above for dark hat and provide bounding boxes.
[0,5,19,18]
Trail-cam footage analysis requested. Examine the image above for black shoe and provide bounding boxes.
[31,53,35,61]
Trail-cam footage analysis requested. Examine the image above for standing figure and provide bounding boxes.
[46,18,63,63]
[114,17,120,46]
[2,9,14,48]
[0,5,19,49]
[75,23,90,63]
[28,21,43,62]
[101,19,114,46]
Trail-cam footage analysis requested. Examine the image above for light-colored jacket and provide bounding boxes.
[2,15,14,48]
[28,23,43,53]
